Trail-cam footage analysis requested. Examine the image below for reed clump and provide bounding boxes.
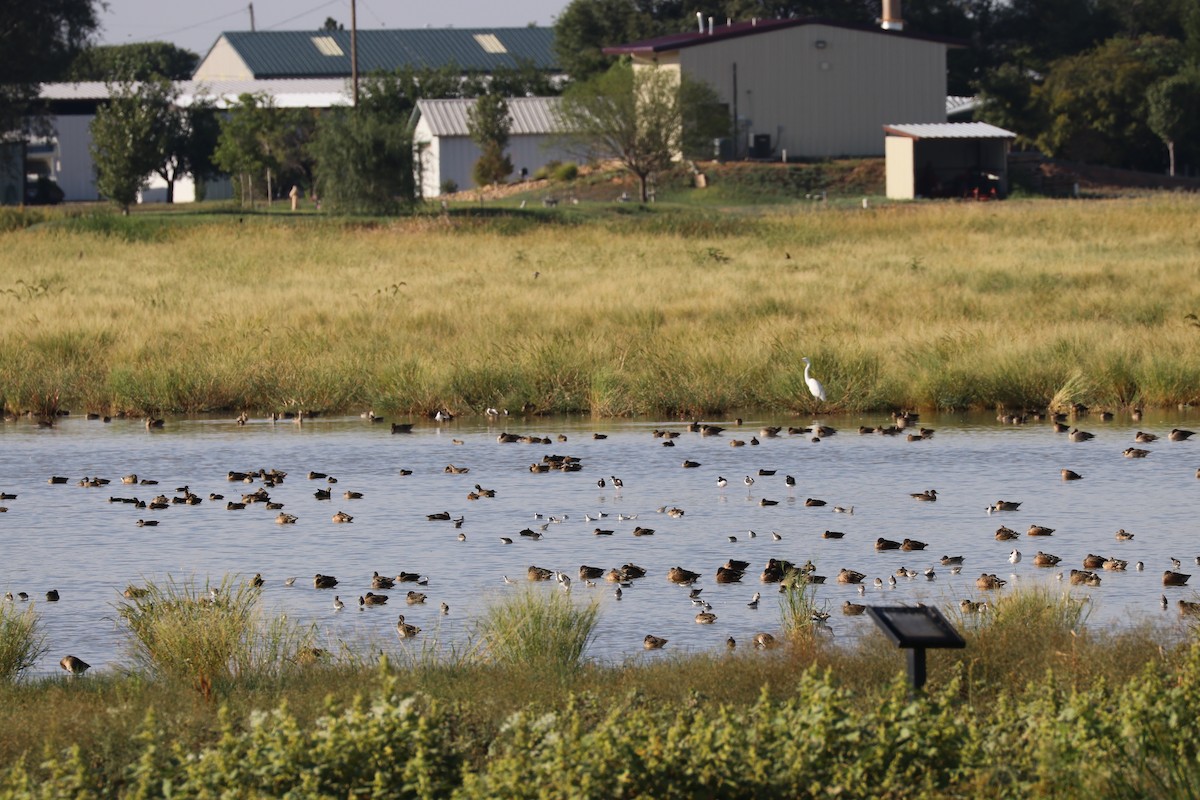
[0,604,46,682]
[471,587,599,678]
[116,575,319,694]
[1,196,1200,416]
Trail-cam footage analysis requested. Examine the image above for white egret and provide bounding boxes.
[801,357,827,402]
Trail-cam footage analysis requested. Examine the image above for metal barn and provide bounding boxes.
[412,97,572,197]
[605,15,961,160]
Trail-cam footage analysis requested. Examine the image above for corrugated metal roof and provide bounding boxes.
[883,122,1016,139]
[603,17,966,56]
[40,79,352,108]
[416,97,562,137]
[219,28,558,78]
[945,95,978,117]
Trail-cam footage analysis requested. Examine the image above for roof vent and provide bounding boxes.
[473,33,507,54]
[311,36,344,56]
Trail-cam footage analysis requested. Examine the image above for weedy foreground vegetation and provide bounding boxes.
[2,193,1199,419]
[0,581,1198,798]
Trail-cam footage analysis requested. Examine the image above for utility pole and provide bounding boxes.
[350,0,359,107]
[248,2,255,31]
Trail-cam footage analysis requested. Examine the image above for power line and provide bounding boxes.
[263,0,345,31]
[137,7,248,42]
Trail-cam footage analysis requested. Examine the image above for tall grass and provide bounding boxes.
[778,570,822,640]
[471,588,599,678]
[2,196,1200,415]
[116,575,318,694]
[0,604,46,682]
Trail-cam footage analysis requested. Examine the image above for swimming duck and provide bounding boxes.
[875,538,901,551]
[1102,558,1128,571]
[644,634,668,649]
[313,488,331,500]
[372,572,395,589]
[275,512,298,524]
[1068,428,1094,442]
[805,498,827,507]
[1169,429,1195,441]
[682,460,701,468]
[332,511,353,524]
[60,655,89,675]
[632,526,655,537]
[1083,554,1107,569]
[527,565,554,581]
[426,512,451,521]
[579,565,605,581]
[842,601,866,616]
[976,574,1006,590]
[406,591,427,604]
[1070,569,1101,586]
[901,538,928,551]
[1179,600,1200,617]
[1061,469,1083,480]
[1115,529,1135,541]
[1135,431,1158,443]
[1123,448,1151,458]
[837,568,866,584]
[910,489,938,501]
[314,574,338,589]
[396,615,422,638]
[990,500,1022,512]
[715,566,745,583]
[941,555,965,566]
[960,599,987,614]
[359,592,388,606]
[667,566,702,585]
[1027,525,1055,537]
[695,611,717,624]
[753,632,778,649]
[1033,551,1062,567]
[250,573,264,587]
[1163,570,1191,586]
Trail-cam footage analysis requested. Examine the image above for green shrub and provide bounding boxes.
[471,588,598,677]
[552,161,579,182]
[439,178,458,195]
[0,604,46,682]
[116,574,318,693]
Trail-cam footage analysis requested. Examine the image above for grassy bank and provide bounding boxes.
[0,585,1193,798]
[2,194,1199,417]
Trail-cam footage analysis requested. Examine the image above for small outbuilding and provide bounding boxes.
[412,97,572,197]
[884,121,1016,199]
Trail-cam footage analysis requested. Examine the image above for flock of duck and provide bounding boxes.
[2,401,1199,673]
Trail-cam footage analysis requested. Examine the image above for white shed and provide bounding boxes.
[884,122,1016,200]
[412,97,572,197]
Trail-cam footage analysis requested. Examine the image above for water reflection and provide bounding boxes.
[1,409,1197,675]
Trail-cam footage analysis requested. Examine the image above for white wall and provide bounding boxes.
[414,129,576,197]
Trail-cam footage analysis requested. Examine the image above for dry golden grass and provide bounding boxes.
[2,195,1198,416]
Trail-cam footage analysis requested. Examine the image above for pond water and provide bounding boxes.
[1,409,1198,676]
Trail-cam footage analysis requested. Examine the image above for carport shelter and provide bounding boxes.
[884,122,1016,199]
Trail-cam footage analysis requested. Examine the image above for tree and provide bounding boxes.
[309,112,415,215]
[67,42,199,82]
[1032,36,1185,170]
[213,93,286,207]
[1146,71,1200,176]
[1,0,99,137]
[468,94,513,187]
[322,17,344,31]
[89,80,175,214]
[556,61,725,202]
[149,97,223,204]
[553,0,653,81]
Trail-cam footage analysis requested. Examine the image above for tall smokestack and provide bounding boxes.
[882,0,903,31]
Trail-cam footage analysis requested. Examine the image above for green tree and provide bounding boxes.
[309,112,415,214]
[1145,71,1200,176]
[150,97,222,204]
[1032,36,1185,170]
[1,0,100,137]
[556,61,725,202]
[89,80,176,214]
[468,94,514,187]
[67,42,199,81]
[213,93,285,207]
[553,0,653,81]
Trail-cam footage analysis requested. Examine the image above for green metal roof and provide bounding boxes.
[220,28,558,78]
